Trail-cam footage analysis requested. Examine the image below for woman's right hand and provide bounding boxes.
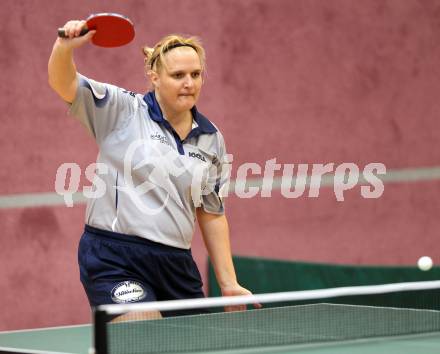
[57,20,96,49]
[48,20,95,102]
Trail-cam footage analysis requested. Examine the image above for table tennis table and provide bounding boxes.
[1,303,439,354]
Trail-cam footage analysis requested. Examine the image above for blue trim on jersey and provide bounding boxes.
[175,136,185,155]
[191,106,218,134]
[79,76,109,108]
[143,92,217,155]
[115,171,119,210]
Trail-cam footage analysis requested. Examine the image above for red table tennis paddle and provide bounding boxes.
[57,13,135,48]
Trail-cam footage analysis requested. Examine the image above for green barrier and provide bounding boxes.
[208,256,440,309]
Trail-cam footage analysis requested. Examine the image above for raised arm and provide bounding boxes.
[48,20,95,103]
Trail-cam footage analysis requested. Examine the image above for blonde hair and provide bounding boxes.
[142,34,206,73]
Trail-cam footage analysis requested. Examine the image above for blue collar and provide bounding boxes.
[143,91,217,134]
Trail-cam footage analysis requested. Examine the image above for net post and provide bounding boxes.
[93,306,109,354]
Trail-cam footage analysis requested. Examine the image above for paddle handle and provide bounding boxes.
[57,28,89,38]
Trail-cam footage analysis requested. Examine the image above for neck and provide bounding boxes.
[155,94,192,125]
[165,110,192,126]
[155,94,193,139]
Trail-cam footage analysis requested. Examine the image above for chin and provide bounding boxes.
[177,99,197,110]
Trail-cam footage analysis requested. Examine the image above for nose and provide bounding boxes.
[183,75,194,88]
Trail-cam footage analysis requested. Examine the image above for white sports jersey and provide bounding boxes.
[69,74,229,249]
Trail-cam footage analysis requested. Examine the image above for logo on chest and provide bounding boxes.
[150,132,171,146]
[188,151,207,162]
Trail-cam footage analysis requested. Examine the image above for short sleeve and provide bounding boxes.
[200,131,231,214]
[69,73,136,145]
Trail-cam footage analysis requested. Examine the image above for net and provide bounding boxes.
[93,280,440,354]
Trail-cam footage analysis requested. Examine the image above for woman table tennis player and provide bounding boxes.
[48,20,259,315]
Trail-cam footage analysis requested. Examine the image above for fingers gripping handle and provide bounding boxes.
[57,27,89,38]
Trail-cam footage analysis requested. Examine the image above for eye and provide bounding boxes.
[173,73,184,79]
[191,72,201,79]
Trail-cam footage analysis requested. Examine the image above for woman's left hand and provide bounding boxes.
[221,283,262,312]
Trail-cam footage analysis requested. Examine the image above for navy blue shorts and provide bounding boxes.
[78,225,205,315]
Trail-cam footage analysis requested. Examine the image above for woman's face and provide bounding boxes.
[152,47,203,117]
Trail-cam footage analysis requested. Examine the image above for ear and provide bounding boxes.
[148,70,160,89]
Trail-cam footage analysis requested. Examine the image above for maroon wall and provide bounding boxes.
[1,0,440,330]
